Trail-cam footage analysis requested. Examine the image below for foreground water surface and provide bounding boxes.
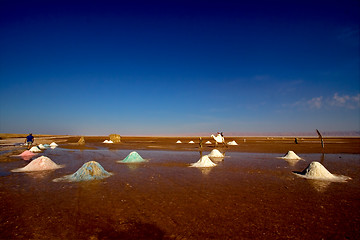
[0,147,359,239]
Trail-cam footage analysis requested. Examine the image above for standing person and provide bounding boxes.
[25,133,34,150]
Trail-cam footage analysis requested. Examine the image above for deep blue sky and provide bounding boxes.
[0,0,359,136]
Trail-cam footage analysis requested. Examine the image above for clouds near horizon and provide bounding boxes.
[287,93,360,110]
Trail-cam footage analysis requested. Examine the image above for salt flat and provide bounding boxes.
[0,142,359,239]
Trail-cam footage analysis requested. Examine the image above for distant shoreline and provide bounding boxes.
[1,134,359,155]
[1,133,360,139]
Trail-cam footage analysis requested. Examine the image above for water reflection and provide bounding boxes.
[320,153,325,164]
[307,179,331,192]
[20,156,34,161]
[25,170,55,179]
[197,167,213,175]
[284,158,302,167]
[126,163,141,171]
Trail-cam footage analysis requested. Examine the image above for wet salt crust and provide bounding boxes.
[118,151,146,163]
[11,156,63,172]
[53,161,112,182]
[293,161,351,182]
[190,155,217,168]
[278,151,302,160]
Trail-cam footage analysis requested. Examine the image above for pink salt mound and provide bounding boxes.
[19,150,37,157]
[11,156,63,172]
[18,150,37,161]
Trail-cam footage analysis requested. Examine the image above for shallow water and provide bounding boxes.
[0,148,359,239]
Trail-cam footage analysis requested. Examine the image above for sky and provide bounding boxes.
[0,0,359,136]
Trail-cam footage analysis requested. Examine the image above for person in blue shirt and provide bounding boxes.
[25,133,34,149]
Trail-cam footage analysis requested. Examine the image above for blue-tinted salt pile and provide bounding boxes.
[53,161,112,182]
[118,151,145,163]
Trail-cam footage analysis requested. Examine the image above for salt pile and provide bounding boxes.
[227,140,238,145]
[50,142,58,148]
[176,140,182,143]
[189,141,195,144]
[279,151,302,160]
[103,140,113,143]
[17,150,37,160]
[53,161,112,182]
[205,141,212,144]
[190,155,217,168]
[12,156,63,172]
[38,144,47,150]
[293,161,351,182]
[19,150,37,157]
[208,149,224,158]
[118,151,146,163]
[29,146,42,153]
[43,144,50,148]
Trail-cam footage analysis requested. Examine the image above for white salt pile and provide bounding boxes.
[208,149,224,158]
[205,141,212,144]
[53,161,112,182]
[293,161,351,182]
[279,151,302,160]
[176,140,182,143]
[38,144,47,150]
[189,141,195,144]
[103,140,113,143]
[29,146,42,153]
[118,151,146,163]
[12,156,63,172]
[50,142,58,149]
[190,155,217,168]
[227,140,238,145]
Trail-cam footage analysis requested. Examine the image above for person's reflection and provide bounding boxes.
[320,153,325,164]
